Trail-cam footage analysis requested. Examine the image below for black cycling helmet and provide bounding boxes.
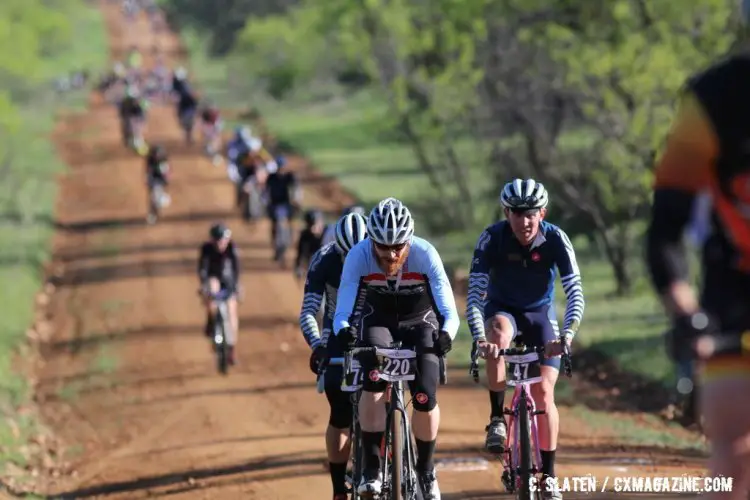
[341,205,366,217]
[209,223,231,241]
[304,209,324,227]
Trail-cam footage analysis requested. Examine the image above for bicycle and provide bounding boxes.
[345,342,425,500]
[204,289,235,375]
[317,356,365,499]
[469,339,572,500]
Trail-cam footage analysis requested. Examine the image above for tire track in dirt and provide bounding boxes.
[31,3,708,499]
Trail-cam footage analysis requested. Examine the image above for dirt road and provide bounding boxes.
[30,3,710,499]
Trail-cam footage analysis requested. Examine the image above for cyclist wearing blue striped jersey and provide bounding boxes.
[334,197,459,500]
[466,179,584,500]
[298,212,367,500]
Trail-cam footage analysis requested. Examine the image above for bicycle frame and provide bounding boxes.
[504,373,543,494]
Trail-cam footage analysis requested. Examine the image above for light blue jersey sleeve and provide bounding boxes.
[414,239,460,339]
[333,240,367,335]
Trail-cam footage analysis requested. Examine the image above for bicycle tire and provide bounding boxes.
[214,309,228,375]
[517,390,533,500]
[389,407,404,500]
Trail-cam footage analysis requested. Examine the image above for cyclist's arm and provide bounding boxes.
[551,228,585,341]
[466,227,496,341]
[420,241,460,339]
[299,249,326,349]
[645,91,717,316]
[333,243,366,335]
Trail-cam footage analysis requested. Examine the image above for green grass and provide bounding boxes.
[0,3,108,473]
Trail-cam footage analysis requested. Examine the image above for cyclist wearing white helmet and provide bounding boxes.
[466,178,584,499]
[298,212,368,500]
[333,197,459,499]
[321,205,366,247]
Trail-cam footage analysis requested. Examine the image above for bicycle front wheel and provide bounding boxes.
[214,309,229,375]
[517,390,535,500]
[389,407,404,500]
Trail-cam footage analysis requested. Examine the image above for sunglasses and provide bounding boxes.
[373,241,408,253]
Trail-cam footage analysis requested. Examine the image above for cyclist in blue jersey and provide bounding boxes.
[466,179,584,499]
[333,197,459,500]
[321,205,366,247]
[299,212,368,500]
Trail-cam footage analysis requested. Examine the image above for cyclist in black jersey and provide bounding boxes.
[198,224,241,364]
[294,209,325,280]
[265,156,301,252]
[144,144,171,224]
[645,6,750,492]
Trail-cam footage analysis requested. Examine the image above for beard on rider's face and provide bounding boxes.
[373,242,409,275]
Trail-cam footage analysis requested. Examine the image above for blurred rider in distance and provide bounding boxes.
[198,224,241,365]
[294,209,326,280]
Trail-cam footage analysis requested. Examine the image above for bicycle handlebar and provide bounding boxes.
[469,340,573,383]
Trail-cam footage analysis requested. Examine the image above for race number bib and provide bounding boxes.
[342,358,364,392]
[505,352,542,386]
[375,348,417,382]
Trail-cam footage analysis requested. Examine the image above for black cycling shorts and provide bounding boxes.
[358,306,440,412]
[324,332,353,429]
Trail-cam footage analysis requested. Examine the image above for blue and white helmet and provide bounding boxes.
[367,197,414,246]
[500,178,549,210]
[335,213,367,254]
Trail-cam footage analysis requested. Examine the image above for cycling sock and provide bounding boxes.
[329,462,348,494]
[361,431,383,474]
[415,438,436,473]
[489,390,505,419]
[541,449,556,477]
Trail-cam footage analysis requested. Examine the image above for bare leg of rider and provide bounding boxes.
[203,277,221,337]
[227,293,239,345]
[485,314,513,453]
[701,373,750,499]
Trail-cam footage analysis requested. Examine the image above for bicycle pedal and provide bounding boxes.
[532,410,546,416]
[503,408,514,415]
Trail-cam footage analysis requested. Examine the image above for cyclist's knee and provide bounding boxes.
[531,374,557,407]
[412,389,437,412]
[326,388,352,429]
[487,315,513,347]
[413,354,439,412]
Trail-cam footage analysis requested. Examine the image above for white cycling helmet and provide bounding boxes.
[367,197,414,246]
[500,178,549,210]
[335,213,367,254]
[249,137,262,152]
